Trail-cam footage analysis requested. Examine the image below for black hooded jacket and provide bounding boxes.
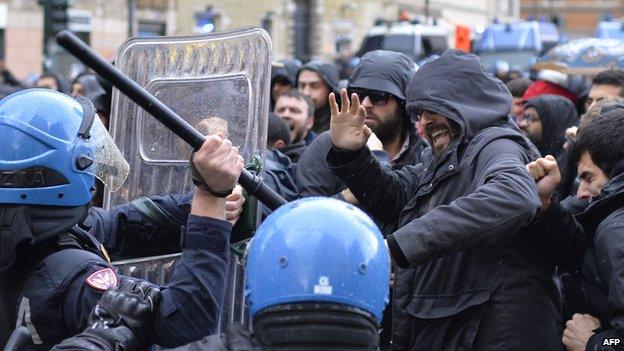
[297,61,339,133]
[527,161,624,350]
[577,165,624,350]
[525,95,579,197]
[524,94,579,158]
[348,50,415,100]
[327,50,561,350]
[271,59,301,88]
[297,50,424,205]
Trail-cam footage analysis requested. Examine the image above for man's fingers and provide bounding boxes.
[349,93,361,116]
[526,162,541,180]
[362,124,372,138]
[235,155,245,170]
[527,162,546,179]
[225,201,244,213]
[199,134,223,155]
[535,161,546,179]
[225,194,245,210]
[340,88,350,114]
[231,185,243,196]
[329,92,339,117]
[545,154,556,161]
[356,105,367,124]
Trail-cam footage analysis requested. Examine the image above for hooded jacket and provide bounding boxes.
[327,50,561,350]
[525,95,580,197]
[524,94,579,158]
[348,50,416,100]
[297,61,339,133]
[271,59,302,88]
[297,50,423,201]
[578,164,624,350]
[526,161,624,350]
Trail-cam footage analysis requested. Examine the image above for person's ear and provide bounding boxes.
[270,140,286,150]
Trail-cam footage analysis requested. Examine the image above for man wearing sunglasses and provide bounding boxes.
[296,50,426,201]
[327,49,562,350]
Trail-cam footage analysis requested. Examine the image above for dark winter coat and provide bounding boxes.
[527,161,624,349]
[327,50,561,350]
[575,165,624,349]
[280,141,307,163]
[297,130,425,200]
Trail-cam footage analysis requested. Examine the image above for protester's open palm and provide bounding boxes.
[330,88,371,151]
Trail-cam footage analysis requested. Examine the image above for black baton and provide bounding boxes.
[56,30,287,210]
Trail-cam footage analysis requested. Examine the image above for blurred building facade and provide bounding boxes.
[520,0,624,38]
[0,0,518,81]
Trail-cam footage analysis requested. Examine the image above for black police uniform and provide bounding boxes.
[7,192,231,350]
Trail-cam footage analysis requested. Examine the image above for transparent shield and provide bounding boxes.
[106,28,271,332]
[107,27,270,205]
[73,115,129,191]
[139,76,251,164]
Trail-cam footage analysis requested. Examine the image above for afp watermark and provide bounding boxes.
[597,337,624,350]
[603,338,621,346]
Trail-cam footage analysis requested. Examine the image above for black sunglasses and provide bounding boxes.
[347,88,392,106]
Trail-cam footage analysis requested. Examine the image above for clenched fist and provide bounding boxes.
[563,313,600,351]
[526,155,560,210]
[192,133,245,195]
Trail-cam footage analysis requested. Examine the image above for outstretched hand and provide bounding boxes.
[329,88,372,151]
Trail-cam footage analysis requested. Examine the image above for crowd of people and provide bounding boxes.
[2,40,624,351]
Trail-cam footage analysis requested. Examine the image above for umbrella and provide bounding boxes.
[535,38,624,75]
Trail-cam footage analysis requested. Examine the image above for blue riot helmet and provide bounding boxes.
[0,89,129,271]
[245,197,390,350]
[0,89,128,206]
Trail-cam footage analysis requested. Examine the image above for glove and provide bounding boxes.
[89,278,162,344]
[51,326,136,351]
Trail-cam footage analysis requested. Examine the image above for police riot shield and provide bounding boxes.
[104,27,271,331]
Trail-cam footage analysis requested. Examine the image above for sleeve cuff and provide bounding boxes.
[181,215,232,253]
[326,146,375,181]
[586,328,624,351]
[536,197,568,223]
[327,145,367,166]
[387,234,410,268]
